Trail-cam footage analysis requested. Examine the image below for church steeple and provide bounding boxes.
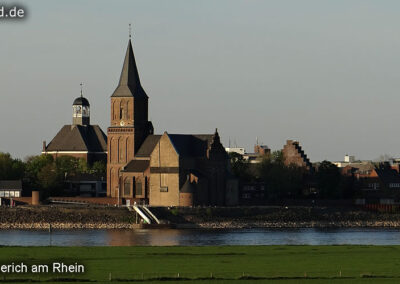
[111,39,147,98]
[107,30,154,198]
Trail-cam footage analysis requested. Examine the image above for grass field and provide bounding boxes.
[0,246,400,283]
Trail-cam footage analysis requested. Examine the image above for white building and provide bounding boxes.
[225,147,246,155]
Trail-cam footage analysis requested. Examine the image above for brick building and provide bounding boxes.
[355,164,400,204]
[282,140,313,171]
[42,93,107,164]
[107,37,237,206]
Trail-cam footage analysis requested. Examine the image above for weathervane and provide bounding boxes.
[80,83,83,97]
[129,23,132,39]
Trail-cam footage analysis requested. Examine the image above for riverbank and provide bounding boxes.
[0,206,135,229]
[156,206,400,229]
[2,205,400,229]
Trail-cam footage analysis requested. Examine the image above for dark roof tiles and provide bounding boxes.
[112,40,147,98]
[136,135,162,157]
[0,180,22,190]
[375,168,400,184]
[168,134,214,157]
[123,160,150,173]
[180,178,196,193]
[45,125,107,152]
[73,97,90,106]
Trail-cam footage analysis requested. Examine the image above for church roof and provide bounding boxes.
[136,135,162,157]
[168,134,214,157]
[111,40,148,98]
[45,125,107,152]
[122,160,150,173]
[0,180,22,190]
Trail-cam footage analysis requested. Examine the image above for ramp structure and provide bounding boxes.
[129,205,160,224]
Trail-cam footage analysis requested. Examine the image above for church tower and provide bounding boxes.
[107,38,154,197]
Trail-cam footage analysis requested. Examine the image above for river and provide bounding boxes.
[1,228,400,246]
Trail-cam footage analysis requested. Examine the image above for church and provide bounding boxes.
[107,36,238,207]
[42,90,107,164]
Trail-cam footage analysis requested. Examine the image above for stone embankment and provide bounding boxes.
[0,206,137,229]
[3,205,400,229]
[194,220,400,229]
[155,206,400,229]
[0,223,139,229]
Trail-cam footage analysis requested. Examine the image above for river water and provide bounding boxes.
[1,228,400,246]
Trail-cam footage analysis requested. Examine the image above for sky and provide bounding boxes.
[1,0,400,162]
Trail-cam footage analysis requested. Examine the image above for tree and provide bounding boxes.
[316,160,341,198]
[270,150,284,164]
[24,154,54,189]
[374,154,394,163]
[91,161,106,179]
[0,152,24,180]
[55,156,88,179]
[258,154,304,200]
[37,163,59,191]
[229,152,252,181]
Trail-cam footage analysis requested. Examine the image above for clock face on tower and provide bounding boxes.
[120,120,125,126]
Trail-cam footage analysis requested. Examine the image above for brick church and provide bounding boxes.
[107,37,238,207]
[42,92,107,164]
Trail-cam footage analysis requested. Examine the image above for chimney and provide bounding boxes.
[42,141,46,152]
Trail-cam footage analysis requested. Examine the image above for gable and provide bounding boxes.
[149,133,179,168]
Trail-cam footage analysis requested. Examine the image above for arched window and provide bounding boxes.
[136,179,143,196]
[124,178,130,197]
[120,100,127,120]
[112,101,116,120]
[118,137,124,163]
[127,100,131,120]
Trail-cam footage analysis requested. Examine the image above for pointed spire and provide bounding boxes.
[209,127,228,160]
[118,41,141,88]
[111,30,147,98]
[213,128,220,143]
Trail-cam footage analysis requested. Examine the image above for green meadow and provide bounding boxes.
[0,246,399,283]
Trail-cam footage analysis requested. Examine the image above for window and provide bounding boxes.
[136,181,142,196]
[243,185,256,191]
[242,193,251,199]
[15,192,20,197]
[0,191,4,197]
[160,174,168,192]
[161,174,168,187]
[367,183,380,190]
[124,179,131,197]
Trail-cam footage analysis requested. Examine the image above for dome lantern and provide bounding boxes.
[72,83,90,126]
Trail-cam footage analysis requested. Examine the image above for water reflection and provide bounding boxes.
[1,228,400,246]
[107,229,183,246]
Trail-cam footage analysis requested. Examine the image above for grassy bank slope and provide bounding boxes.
[0,246,399,283]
